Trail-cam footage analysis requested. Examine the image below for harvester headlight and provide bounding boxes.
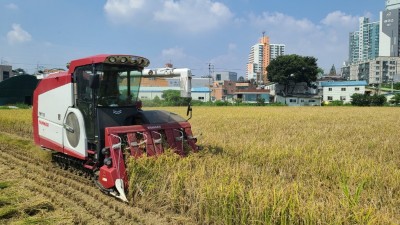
[109,57,117,63]
[131,56,138,65]
[101,147,110,156]
[139,58,145,66]
[143,59,150,67]
[120,57,127,63]
[104,157,112,167]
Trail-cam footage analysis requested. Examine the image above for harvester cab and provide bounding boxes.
[33,54,199,202]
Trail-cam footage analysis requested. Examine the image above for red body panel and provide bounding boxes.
[99,166,119,189]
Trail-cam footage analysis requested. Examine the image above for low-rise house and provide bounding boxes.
[321,80,367,103]
[235,90,270,104]
[273,82,320,106]
[275,94,321,106]
[211,80,236,101]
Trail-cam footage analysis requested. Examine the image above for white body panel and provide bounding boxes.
[37,118,63,145]
[38,83,74,146]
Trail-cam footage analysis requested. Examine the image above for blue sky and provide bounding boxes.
[0,0,385,77]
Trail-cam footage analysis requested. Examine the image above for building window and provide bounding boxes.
[216,74,221,81]
[3,71,9,80]
[341,88,346,91]
[198,97,204,100]
[376,66,380,70]
[289,99,297,103]
[376,61,380,64]
[327,96,333,101]
[355,87,360,91]
[340,96,346,101]
[309,100,316,103]
[328,88,332,91]
[376,72,380,75]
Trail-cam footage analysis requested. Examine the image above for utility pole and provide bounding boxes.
[208,63,214,102]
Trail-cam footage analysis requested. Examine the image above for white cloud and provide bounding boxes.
[228,43,237,51]
[250,12,316,34]
[161,47,186,60]
[104,0,146,22]
[104,0,233,33]
[7,24,32,45]
[5,3,18,10]
[321,11,359,29]
[154,0,233,33]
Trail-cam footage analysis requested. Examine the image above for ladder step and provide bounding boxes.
[87,149,96,155]
[84,164,94,170]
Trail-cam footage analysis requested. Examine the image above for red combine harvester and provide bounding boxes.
[32,54,199,202]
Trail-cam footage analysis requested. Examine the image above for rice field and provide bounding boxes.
[1,107,399,224]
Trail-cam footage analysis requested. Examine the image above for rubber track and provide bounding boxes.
[0,140,171,225]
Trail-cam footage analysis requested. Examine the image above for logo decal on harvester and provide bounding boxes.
[39,120,49,127]
[147,125,161,130]
[113,110,122,115]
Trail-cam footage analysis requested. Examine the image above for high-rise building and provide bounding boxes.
[270,44,285,60]
[385,0,400,10]
[349,17,379,64]
[247,43,264,82]
[343,1,400,84]
[379,0,400,56]
[246,35,285,83]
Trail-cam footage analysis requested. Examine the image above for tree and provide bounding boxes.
[267,54,319,95]
[256,97,265,106]
[13,68,29,75]
[351,93,386,106]
[161,90,191,106]
[370,94,386,106]
[351,93,370,106]
[328,64,337,76]
[390,93,400,105]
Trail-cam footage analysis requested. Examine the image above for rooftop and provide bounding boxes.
[320,80,367,87]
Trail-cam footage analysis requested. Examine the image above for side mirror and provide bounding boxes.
[186,103,192,120]
[89,74,100,89]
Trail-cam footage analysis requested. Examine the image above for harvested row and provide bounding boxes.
[0,133,186,225]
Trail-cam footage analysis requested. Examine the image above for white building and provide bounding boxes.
[139,87,211,102]
[275,94,321,106]
[270,44,285,60]
[386,0,400,10]
[212,71,237,83]
[380,0,400,57]
[343,56,400,84]
[247,43,264,81]
[321,81,367,103]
